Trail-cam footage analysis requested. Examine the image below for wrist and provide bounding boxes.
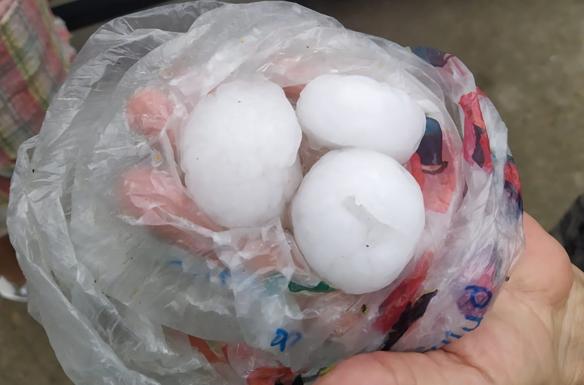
[556,265,584,385]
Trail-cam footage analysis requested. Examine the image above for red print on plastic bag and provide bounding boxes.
[373,253,432,333]
[460,90,493,173]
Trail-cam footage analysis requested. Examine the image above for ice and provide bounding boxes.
[180,79,303,228]
[296,74,426,163]
[291,148,425,294]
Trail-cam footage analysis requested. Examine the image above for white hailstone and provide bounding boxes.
[296,74,426,164]
[180,79,302,228]
[291,148,425,294]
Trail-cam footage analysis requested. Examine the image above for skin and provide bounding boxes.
[314,214,584,385]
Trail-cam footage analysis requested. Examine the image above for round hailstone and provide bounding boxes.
[180,79,302,228]
[296,74,426,164]
[291,148,425,294]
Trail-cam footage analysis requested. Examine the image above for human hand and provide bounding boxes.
[314,213,583,385]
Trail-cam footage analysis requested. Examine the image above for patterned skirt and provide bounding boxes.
[0,0,74,235]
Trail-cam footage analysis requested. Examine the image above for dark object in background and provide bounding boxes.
[551,195,584,271]
[51,0,169,30]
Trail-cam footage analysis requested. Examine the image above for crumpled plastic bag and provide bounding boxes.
[7,2,523,384]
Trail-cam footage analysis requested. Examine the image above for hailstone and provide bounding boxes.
[180,79,302,228]
[291,148,425,294]
[296,74,426,163]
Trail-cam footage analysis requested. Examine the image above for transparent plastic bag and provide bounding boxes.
[7,2,523,384]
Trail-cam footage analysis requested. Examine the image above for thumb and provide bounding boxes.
[315,352,418,385]
[314,350,480,385]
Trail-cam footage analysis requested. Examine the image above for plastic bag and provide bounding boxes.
[7,2,523,384]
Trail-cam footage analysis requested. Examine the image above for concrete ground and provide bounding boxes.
[1,0,582,384]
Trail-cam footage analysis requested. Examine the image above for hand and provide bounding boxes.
[315,213,583,385]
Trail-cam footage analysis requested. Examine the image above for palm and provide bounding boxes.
[316,214,574,385]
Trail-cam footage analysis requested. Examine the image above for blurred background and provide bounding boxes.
[1,0,582,384]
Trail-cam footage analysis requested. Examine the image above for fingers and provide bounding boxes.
[119,166,220,229]
[125,88,212,254]
[118,166,299,274]
[315,353,404,385]
[507,213,573,306]
[126,87,176,145]
[119,166,221,255]
[314,351,484,385]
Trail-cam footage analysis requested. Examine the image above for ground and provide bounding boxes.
[1,0,582,384]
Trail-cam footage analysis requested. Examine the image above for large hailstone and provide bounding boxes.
[180,79,302,228]
[291,148,425,294]
[296,74,426,163]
